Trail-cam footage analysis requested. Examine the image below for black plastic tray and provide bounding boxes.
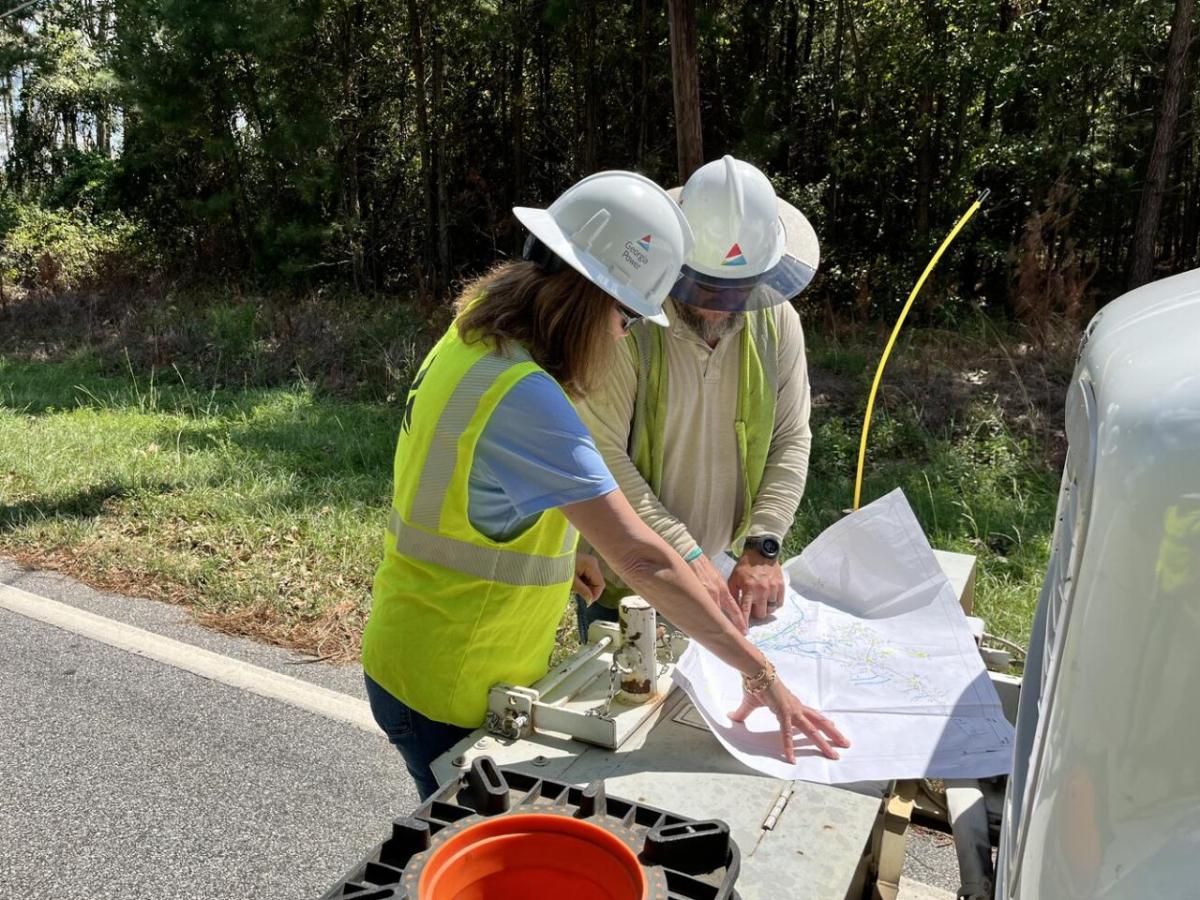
[320,756,741,900]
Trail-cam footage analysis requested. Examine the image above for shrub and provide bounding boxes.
[0,201,149,294]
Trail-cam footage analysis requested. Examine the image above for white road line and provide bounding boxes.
[0,582,378,733]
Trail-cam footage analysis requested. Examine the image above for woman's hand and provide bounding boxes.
[690,554,749,633]
[729,678,850,762]
[573,552,605,603]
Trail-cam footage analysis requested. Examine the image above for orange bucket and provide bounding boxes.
[417,812,647,900]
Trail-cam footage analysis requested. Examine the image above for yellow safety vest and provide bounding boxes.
[628,307,779,545]
[361,324,580,728]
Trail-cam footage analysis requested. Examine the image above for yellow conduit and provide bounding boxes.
[852,191,989,511]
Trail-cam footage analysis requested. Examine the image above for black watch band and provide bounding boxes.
[744,535,782,561]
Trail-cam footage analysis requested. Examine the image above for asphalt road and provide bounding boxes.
[0,560,417,900]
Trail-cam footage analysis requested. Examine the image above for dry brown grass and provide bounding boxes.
[7,540,368,661]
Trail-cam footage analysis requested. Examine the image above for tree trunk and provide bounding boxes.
[407,0,438,299]
[534,0,551,183]
[783,0,797,114]
[1129,0,1195,289]
[843,0,871,118]
[64,110,78,150]
[833,0,844,81]
[432,25,450,294]
[915,87,934,240]
[1187,160,1200,269]
[637,0,649,167]
[667,0,702,181]
[342,0,365,291]
[95,0,112,155]
[509,0,526,225]
[828,0,845,235]
[801,0,816,66]
[1,74,13,155]
[583,0,597,172]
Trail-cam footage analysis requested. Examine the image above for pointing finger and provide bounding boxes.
[726,596,749,633]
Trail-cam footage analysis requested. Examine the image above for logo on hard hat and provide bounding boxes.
[721,243,748,267]
[623,235,651,270]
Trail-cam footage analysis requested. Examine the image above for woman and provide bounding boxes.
[361,170,848,798]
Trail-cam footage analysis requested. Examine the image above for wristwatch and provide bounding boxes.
[743,534,782,561]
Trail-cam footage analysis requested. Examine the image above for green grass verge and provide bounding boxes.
[0,350,399,656]
[1,321,1062,660]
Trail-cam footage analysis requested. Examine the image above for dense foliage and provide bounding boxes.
[1,0,1197,322]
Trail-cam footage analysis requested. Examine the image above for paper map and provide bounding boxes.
[672,489,1015,783]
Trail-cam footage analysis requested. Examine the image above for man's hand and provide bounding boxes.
[728,549,785,622]
[573,552,605,603]
[689,554,748,633]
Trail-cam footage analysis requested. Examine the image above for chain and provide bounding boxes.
[656,623,675,676]
[588,654,621,718]
[590,620,680,717]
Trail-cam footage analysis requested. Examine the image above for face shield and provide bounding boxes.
[669,251,817,312]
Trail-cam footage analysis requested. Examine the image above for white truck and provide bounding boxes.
[995,268,1200,899]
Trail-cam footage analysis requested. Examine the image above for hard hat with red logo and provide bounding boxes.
[513,171,694,327]
[669,155,819,312]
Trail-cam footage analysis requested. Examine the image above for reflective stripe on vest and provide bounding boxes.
[627,307,778,543]
[409,353,525,529]
[362,323,580,728]
[388,511,575,587]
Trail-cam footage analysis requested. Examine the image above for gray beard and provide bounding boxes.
[675,303,743,344]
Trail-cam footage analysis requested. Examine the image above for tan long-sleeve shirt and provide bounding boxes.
[579,299,812,564]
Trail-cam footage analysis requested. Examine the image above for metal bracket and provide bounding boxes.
[483,599,678,750]
[485,685,538,740]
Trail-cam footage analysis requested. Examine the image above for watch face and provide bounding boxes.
[760,537,781,558]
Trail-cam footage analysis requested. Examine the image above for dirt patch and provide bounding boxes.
[4,541,365,662]
[196,599,365,662]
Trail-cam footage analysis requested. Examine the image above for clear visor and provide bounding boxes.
[669,252,816,312]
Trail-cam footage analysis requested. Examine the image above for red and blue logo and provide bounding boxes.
[721,243,747,266]
[637,234,652,252]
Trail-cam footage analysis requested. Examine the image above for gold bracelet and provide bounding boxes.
[741,659,777,695]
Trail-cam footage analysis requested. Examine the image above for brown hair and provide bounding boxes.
[454,260,617,399]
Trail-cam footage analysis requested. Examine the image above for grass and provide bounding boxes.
[0,300,1070,661]
[0,351,400,658]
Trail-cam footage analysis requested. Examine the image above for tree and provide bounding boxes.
[1129,0,1196,289]
[668,0,702,182]
[1,0,1196,321]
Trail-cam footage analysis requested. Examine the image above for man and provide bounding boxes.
[576,155,819,638]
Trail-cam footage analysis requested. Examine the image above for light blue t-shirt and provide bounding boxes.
[468,372,617,542]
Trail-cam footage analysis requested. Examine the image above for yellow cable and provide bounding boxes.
[852,191,989,511]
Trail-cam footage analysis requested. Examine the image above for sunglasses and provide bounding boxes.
[615,302,643,332]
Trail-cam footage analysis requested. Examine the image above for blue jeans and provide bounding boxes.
[364,673,473,801]
[574,593,620,643]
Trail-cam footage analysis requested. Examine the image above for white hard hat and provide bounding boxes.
[668,155,820,312]
[513,171,693,327]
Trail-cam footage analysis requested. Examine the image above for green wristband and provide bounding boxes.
[683,546,704,563]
